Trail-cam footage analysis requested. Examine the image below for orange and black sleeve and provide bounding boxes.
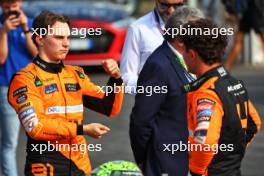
[8,73,80,141]
[246,100,261,144]
[189,91,224,175]
[78,68,124,117]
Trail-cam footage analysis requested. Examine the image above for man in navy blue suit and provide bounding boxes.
[129,6,204,176]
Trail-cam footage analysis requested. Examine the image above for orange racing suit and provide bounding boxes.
[185,66,261,176]
[8,56,124,175]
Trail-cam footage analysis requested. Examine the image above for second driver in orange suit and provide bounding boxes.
[8,11,124,175]
[179,19,262,176]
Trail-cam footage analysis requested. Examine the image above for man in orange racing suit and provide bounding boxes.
[8,11,124,175]
[179,19,261,176]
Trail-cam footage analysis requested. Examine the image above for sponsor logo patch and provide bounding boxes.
[19,107,34,119]
[13,86,27,97]
[76,70,85,79]
[217,67,227,77]
[194,129,207,137]
[194,136,206,144]
[18,102,31,112]
[45,84,58,94]
[46,106,63,114]
[197,103,214,112]
[197,109,213,118]
[34,76,43,87]
[21,113,36,125]
[194,129,208,144]
[227,83,243,92]
[196,122,210,131]
[197,98,215,105]
[46,105,83,114]
[16,94,27,104]
[197,116,211,123]
[22,113,38,132]
[65,83,80,92]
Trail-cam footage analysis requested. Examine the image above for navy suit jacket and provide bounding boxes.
[130,41,190,176]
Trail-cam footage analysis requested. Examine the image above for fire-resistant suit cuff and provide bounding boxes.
[77,125,83,135]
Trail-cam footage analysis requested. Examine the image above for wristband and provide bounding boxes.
[77,124,84,135]
[23,30,31,34]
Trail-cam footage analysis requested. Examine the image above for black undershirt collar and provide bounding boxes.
[33,55,64,73]
[182,65,228,93]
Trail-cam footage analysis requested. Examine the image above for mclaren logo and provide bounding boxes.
[227,83,243,92]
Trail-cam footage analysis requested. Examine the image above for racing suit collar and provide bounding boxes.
[33,55,64,73]
[182,65,228,93]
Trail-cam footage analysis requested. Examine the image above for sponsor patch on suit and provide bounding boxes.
[65,83,80,92]
[194,129,207,137]
[13,86,28,97]
[22,113,38,132]
[197,116,211,123]
[19,107,35,119]
[18,101,32,112]
[197,103,214,112]
[16,94,27,104]
[197,110,213,118]
[45,84,58,94]
[197,98,215,105]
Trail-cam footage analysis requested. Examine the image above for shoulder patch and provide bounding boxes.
[34,76,43,87]
[196,98,215,120]
[197,103,215,112]
[197,109,213,117]
[197,116,211,123]
[13,86,28,97]
[16,94,28,104]
[75,70,85,79]
[194,129,207,137]
[18,107,34,119]
[197,98,215,105]
[22,113,38,132]
[18,101,32,112]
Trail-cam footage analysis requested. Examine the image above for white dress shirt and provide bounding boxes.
[120,10,165,94]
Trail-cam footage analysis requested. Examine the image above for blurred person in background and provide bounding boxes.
[0,0,37,175]
[223,0,264,70]
[179,19,261,176]
[120,0,186,94]
[198,0,223,24]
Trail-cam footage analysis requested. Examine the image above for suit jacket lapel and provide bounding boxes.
[160,41,188,84]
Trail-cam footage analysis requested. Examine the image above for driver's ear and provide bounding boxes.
[189,49,198,60]
[35,35,44,47]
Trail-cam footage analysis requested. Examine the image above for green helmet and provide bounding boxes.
[91,160,143,176]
